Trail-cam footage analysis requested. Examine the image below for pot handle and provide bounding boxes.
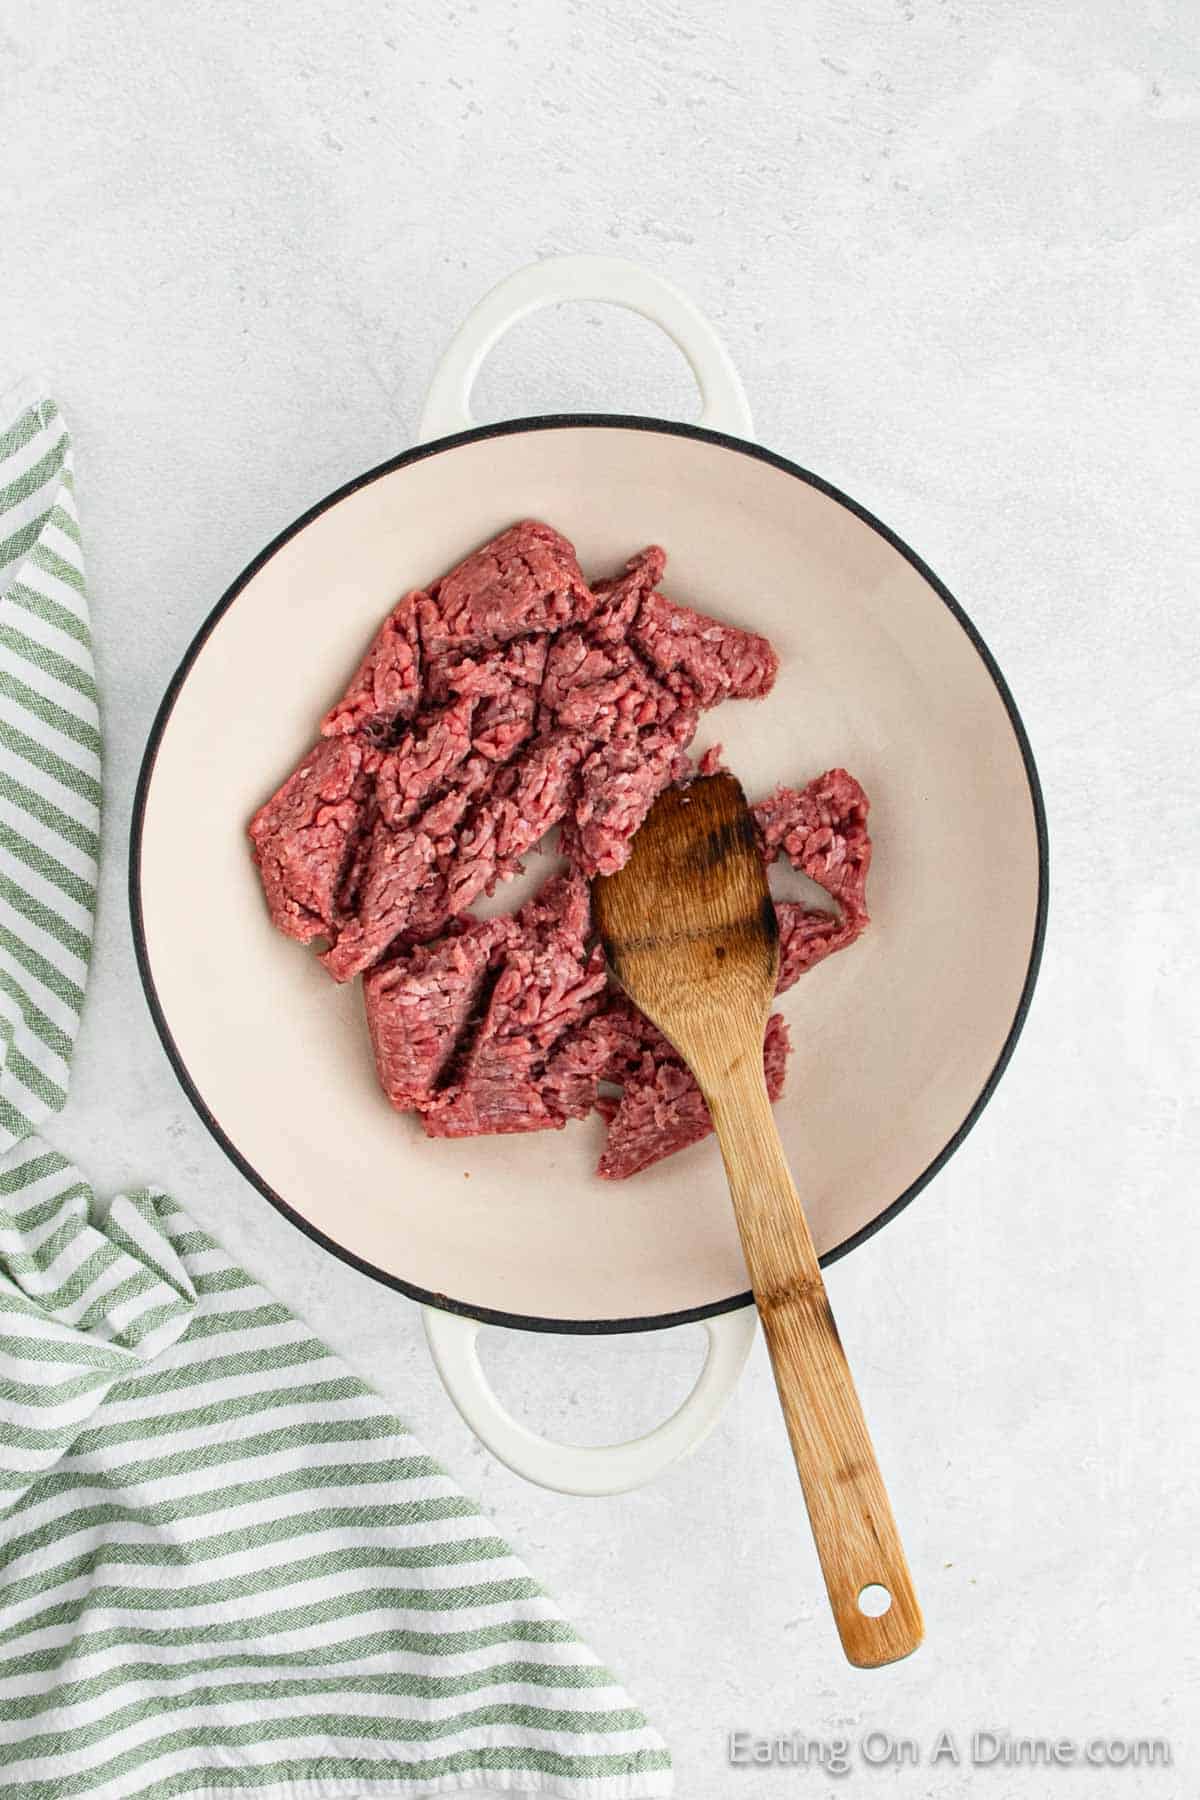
[417,253,753,443]
[422,1302,758,1495]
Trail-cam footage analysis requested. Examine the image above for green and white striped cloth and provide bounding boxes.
[0,387,672,1800]
[0,380,98,1151]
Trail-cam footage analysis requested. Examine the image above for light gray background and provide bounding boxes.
[3,2,1198,1795]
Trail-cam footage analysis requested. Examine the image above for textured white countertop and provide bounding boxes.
[2,1,1197,1794]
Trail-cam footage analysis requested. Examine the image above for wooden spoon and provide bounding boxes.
[593,772,923,1667]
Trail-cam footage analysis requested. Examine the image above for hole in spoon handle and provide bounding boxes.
[830,1558,923,1668]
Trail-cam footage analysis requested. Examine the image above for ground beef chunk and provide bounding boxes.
[374,695,477,827]
[335,791,379,921]
[442,731,583,918]
[363,917,511,1112]
[421,872,607,1137]
[632,589,779,707]
[539,626,679,738]
[424,637,548,778]
[588,546,667,641]
[248,735,376,943]
[774,903,853,990]
[562,728,694,877]
[537,994,645,1121]
[418,520,593,658]
[596,1012,791,1181]
[427,634,548,706]
[539,602,699,876]
[257,522,780,974]
[754,767,871,939]
[320,787,472,981]
[539,635,695,877]
[465,637,548,763]
[321,593,422,742]
[541,990,656,1090]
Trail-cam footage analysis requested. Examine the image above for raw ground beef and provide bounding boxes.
[248,735,378,944]
[417,520,594,658]
[597,1012,793,1181]
[363,915,509,1113]
[250,519,870,1176]
[632,587,779,708]
[421,872,608,1138]
[754,767,871,933]
[321,593,422,742]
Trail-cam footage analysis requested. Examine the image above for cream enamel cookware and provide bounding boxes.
[132,257,1047,1494]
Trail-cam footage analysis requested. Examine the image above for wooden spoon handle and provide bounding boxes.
[709,1071,923,1668]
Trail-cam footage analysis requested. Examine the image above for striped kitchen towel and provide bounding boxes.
[0,380,98,1153]
[0,1149,672,1799]
[0,387,672,1799]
